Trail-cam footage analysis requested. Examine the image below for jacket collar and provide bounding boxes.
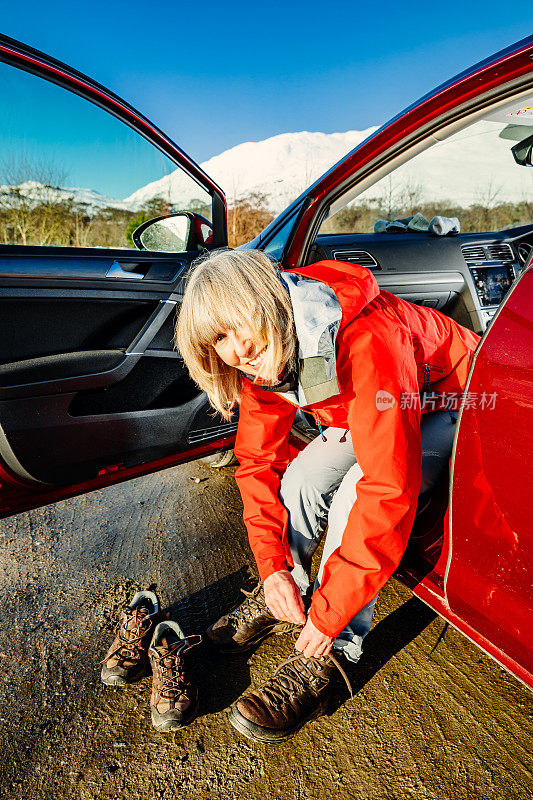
[276,262,379,407]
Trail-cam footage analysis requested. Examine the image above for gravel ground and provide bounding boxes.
[0,459,531,800]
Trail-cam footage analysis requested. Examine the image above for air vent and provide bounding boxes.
[331,249,381,270]
[487,243,513,262]
[461,245,486,262]
[462,243,514,263]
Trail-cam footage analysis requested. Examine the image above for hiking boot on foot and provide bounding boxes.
[149,621,202,732]
[205,583,292,653]
[228,647,352,742]
[100,590,160,686]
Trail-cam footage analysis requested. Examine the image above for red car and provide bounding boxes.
[0,34,531,688]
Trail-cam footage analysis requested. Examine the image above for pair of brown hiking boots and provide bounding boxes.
[101,584,351,741]
[206,583,352,743]
[100,591,201,733]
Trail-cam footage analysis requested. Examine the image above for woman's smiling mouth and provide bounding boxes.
[245,345,268,369]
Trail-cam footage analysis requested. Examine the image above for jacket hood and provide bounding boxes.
[278,261,380,406]
[288,260,380,322]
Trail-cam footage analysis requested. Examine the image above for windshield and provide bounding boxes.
[319,95,533,236]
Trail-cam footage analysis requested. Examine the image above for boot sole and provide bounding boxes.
[100,665,149,686]
[151,695,200,732]
[210,621,294,654]
[228,699,327,743]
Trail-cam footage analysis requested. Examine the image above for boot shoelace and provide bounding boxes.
[152,635,202,699]
[227,586,266,626]
[261,649,353,707]
[101,607,153,665]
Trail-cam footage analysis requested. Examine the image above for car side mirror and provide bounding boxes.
[132,211,214,252]
[511,133,533,167]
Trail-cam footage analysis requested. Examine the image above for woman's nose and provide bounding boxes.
[233,333,253,359]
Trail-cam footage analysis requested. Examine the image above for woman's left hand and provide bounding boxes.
[295,617,335,659]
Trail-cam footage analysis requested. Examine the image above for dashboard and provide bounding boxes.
[311,224,533,334]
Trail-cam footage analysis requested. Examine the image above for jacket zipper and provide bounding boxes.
[421,363,432,410]
[423,364,431,395]
[270,389,329,440]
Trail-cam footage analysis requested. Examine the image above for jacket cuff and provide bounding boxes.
[309,588,344,638]
[257,554,291,583]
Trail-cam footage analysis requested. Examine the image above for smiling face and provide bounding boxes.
[212,326,270,377]
[175,249,296,419]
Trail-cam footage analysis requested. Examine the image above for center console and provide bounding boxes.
[462,244,519,329]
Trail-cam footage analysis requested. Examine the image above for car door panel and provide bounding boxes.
[0,249,224,487]
[446,266,533,680]
[0,388,208,487]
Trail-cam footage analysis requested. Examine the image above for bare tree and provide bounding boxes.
[0,155,70,245]
[376,177,425,220]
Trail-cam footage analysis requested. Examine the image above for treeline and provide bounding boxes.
[0,186,274,250]
[0,187,133,248]
[321,198,533,235]
[227,193,275,247]
[1,184,531,250]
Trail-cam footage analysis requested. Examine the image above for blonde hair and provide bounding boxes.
[175,249,296,419]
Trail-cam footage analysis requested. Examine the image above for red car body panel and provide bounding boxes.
[445,267,533,684]
[414,582,532,689]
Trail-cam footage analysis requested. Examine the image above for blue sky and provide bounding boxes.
[1,1,532,197]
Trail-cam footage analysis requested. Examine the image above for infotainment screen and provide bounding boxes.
[470,265,515,307]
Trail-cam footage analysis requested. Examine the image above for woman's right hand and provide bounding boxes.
[264,570,306,625]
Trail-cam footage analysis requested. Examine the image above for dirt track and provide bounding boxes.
[0,459,531,800]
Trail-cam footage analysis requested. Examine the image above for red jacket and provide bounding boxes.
[234,261,480,638]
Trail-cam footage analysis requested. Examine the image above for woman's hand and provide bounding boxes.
[295,617,335,659]
[263,570,306,625]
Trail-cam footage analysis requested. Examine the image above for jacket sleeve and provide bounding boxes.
[234,379,297,581]
[309,325,423,638]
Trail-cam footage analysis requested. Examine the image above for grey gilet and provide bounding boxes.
[277,272,343,407]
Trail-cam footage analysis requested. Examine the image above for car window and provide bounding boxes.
[0,60,212,250]
[318,98,533,236]
[261,206,301,260]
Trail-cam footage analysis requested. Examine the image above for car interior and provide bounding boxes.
[308,91,533,336]
[290,90,533,579]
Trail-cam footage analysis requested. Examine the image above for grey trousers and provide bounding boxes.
[279,410,457,663]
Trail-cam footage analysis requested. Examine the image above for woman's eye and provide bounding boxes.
[214,334,225,344]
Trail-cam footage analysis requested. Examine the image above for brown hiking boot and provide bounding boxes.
[149,621,202,732]
[205,583,292,653]
[228,646,352,742]
[100,590,160,686]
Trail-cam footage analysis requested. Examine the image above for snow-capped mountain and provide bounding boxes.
[124,129,378,214]
[0,180,129,213]
[126,123,533,214]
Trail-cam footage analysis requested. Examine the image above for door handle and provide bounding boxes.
[105,261,145,280]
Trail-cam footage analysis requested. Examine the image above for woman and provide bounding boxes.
[176,248,480,742]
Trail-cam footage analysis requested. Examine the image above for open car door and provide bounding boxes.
[446,265,533,687]
[0,35,233,518]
